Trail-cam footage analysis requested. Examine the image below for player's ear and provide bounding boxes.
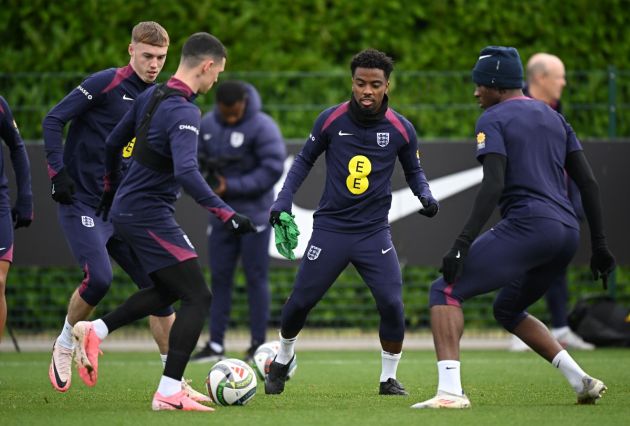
[202,58,215,74]
[128,43,134,57]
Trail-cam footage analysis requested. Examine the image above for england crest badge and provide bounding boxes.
[377,132,390,147]
[230,131,244,148]
[81,216,95,228]
[307,245,321,260]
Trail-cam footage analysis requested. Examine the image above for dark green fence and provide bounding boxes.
[1,69,629,141]
[6,265,628,334]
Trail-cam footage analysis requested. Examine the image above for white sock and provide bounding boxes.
[437,360,463,395]
[210,342,224,353]
[92,319,109,340]
[552,350,587,392]
[160,354,168,369]
[157,375,182,397]
[380,350,401,382]
[56,317,74,349]
[276,332,296,365]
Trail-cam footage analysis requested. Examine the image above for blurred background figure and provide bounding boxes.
[192,80,286,362]
[510,53,594,351]
[525,53,566,111]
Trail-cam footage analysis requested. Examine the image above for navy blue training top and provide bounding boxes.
[273,101,434,233]
[475,96,581,229]
[43,64,152,207]
[106,78,234,223]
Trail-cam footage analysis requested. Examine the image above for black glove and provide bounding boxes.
[95,190,115,222]
[269,210,282,227]
[590,244,616,290]
[440,238,471,284]
[51,168,75,205]
[225,212,256,235]
[418,196,439,218]
[12,207,32,229]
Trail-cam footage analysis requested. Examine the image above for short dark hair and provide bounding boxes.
[350,49,394,79]
[216,80,248,105]
[181,32,227,67]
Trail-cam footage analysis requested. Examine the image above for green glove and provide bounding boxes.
[273,212,300,260]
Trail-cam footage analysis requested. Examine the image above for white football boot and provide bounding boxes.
[576,376,607,404]
[411,391,471,409]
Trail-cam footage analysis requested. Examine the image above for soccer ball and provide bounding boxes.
[206,358,257,406]
[252,341,297,380]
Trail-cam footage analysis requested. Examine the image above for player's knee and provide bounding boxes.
[183,284,212,313]
[376,296,404,335]
[377,296,404,321]
[493,301,520,330]
[81,265,113,304]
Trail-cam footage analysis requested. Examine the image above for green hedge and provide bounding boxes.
[1,0,629,139]
[6,265,629,333]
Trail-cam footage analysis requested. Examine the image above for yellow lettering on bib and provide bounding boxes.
[346,155,372,195]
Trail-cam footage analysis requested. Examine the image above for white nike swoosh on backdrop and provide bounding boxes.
[269,156,483,259]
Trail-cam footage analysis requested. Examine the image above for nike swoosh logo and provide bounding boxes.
[338,131,354,136]
[53,362,67,387]
[0,247,6,251]
[456,250,461,259]
[122,94,134,101]
[382,247,393,254]
[269,156,483,259]
[478,54,493,60]
[231,219,239,228]
[158,400,183,409]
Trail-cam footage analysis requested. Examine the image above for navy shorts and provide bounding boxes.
[113,215,198,274]
[0,209,14,263]
[58,201,174,315]
[281,226,405,341]
[293,227,402,308]
[430,217,579,314]
[58,201,114,267]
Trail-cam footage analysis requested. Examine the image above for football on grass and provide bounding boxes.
[206,358,257,406]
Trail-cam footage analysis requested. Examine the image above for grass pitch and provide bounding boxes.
[1,349,628,425]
